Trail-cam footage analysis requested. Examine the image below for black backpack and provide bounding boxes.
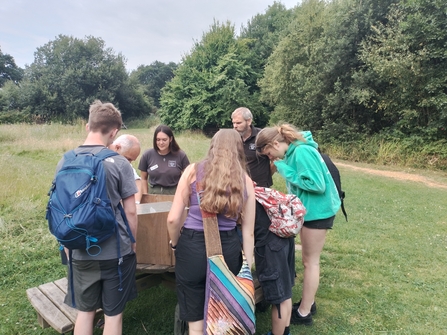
[320,152,347,221]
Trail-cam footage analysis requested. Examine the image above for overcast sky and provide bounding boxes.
[1,0,299,72]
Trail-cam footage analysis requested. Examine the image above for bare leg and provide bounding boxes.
[272,298,292,335]
[73,311,96,335]
[188,320,203,335]
[299,227,327,315]
[103,313,123,335]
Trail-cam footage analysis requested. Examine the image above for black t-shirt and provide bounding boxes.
[243,126,272,188]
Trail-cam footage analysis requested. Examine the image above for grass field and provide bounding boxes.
[1,124,446,334]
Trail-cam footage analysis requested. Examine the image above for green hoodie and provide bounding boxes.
[274,131,341,221]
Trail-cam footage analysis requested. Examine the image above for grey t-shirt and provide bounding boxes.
[55,145,138,260]
[138,148,190,187]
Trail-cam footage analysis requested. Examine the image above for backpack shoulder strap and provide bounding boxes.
[95,148,136,242]
[63,150,76,161]
[94,148,119,161]
[320,152,348,222]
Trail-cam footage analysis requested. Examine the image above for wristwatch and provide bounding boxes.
[169,240,177,250]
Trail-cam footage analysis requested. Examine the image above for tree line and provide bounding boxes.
[1,0,446,144]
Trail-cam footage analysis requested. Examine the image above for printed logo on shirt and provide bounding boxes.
[249,143,256,151]
[150,164,159,171]
[168,160,177,168]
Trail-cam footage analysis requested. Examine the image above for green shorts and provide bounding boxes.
[64,252,137,316]
[149,184,177,195]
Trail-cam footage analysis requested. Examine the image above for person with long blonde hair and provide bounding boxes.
[256,123,341,328]
[167,129,255,335]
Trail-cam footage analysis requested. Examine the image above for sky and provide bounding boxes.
[1,0,299,72]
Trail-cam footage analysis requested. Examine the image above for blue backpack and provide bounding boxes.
[46,148,135,306]
[46,148,130,255]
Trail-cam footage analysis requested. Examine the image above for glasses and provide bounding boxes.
[156,138,169,143]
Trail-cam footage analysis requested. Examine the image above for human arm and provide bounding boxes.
[132,166,143,203]
[134,179,142,203]
[122,195,138,252]
[241,174,255,269]
[181,151,191,170]
[140,170,149,195]
[167,164,194,247]
[274,147,326,194]
[138,151,149,194]
[270,161,277,175]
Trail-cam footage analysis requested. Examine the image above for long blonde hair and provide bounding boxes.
[255,123,305,153]
[197,129,247,218]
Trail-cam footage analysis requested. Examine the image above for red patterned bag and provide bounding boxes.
[254,186,306,238]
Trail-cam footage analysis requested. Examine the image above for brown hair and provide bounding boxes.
[197,129,247,218]
[153,125,181,153]
[255,123,305,153]
[88,100,122,135]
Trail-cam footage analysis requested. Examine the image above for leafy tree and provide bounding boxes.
[160,21,268,131]
[260,0,397,142]
[130,61,177,108]
[240,2,294,88]
[360,0,447,140]
[23,35,150,121]
[0,48,23,86]
[260,0,328,129]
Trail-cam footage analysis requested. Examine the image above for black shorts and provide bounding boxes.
[303,215,335,229]
[175,228,242,322]
[254,234,295,305]
[65,252,137,316]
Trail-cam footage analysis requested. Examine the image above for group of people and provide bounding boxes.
[57,100,340,335]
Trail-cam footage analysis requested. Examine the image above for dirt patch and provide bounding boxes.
[336,162,447,190]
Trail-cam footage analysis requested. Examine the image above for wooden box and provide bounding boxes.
[140,193,175,204]
[136,201,173,266]
[136,200,187,266]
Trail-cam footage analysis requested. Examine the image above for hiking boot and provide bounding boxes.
[290,308,313,326]
[292,299,317,315]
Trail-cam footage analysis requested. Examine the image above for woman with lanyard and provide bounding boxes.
[139,125,190,195]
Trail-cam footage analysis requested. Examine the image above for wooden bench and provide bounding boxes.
[26,265,179,334]
[26,277,91,334]
[27,265,264,334]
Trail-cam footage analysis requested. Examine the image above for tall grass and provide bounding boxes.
[1,124,447,334]
[325,136,447,171]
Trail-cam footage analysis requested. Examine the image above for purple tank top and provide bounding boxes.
[183,164,239,231]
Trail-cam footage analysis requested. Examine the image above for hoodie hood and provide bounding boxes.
[297,130,318,149]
